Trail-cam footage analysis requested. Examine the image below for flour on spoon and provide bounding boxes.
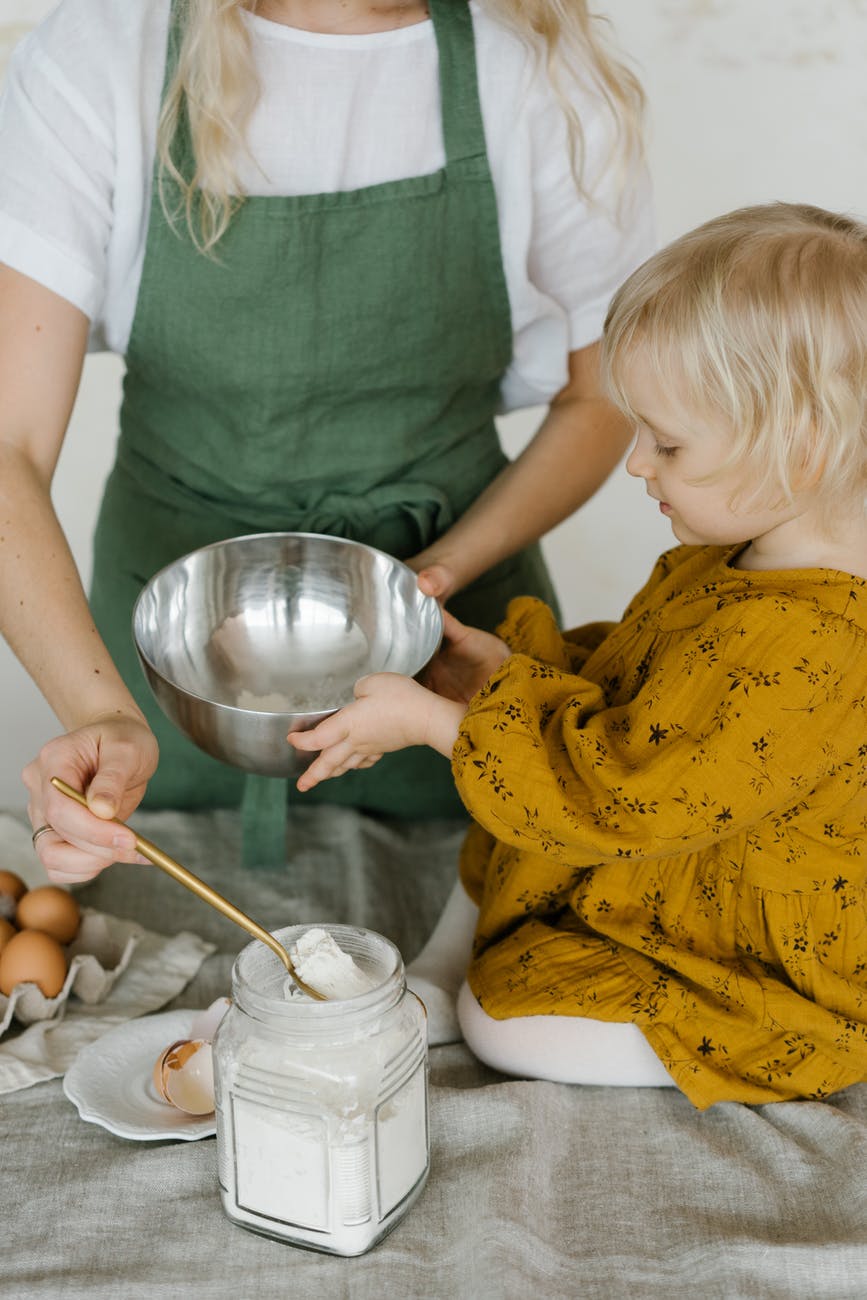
[285,927,379,1000]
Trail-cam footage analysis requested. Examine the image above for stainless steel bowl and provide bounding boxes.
[132,532,443,777]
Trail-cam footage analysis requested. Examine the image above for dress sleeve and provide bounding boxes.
[495,547,692,672]
[497,596,615,676]
[453,599,867,866]
[0,9,116,317]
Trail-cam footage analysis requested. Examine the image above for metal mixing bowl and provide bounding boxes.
[132,532,443,777]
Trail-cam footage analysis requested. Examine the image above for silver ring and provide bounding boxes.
[31,824,53,849]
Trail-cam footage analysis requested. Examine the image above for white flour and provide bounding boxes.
[235,677,346,714]
[285,928,379,1001]
[216,927,429,1254]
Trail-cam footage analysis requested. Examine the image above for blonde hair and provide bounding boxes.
[601,203,867,524]
[156,0,644,253]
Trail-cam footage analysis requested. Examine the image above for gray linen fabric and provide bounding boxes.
[2,806,866,1299]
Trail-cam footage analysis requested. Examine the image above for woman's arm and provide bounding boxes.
[409,341,632,600]
[0,265,152,878]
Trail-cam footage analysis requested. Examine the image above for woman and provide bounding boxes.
[0,0,651,877]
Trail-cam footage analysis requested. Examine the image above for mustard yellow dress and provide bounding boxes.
[454,545,867,1108]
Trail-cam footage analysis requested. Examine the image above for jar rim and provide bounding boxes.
[231,922,405,1024]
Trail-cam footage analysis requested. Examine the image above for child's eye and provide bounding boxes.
[653,443,678,458]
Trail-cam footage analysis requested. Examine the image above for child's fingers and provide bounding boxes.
[299,740,384,790]
[287,715,349,751]
[296,744,349,791]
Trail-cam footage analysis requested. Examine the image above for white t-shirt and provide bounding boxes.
[0,0,654,410]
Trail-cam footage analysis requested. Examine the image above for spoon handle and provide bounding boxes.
[49,776,323,1000]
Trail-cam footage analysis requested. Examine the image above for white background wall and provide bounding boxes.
[1,0,867,808]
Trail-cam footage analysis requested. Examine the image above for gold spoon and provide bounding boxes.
[50,776,324,1000]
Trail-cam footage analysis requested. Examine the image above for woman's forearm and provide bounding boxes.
[0,446,145,730]
[410,343,632,593]
[0,266,143,733]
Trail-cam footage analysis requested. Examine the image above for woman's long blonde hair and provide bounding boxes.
[157,0,645,253]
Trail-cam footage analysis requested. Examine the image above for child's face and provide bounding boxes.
[622,352,795,548]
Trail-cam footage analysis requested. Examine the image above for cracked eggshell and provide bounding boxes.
[152,1039,215,1115]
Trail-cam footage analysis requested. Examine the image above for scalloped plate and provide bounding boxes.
[63,1009,216,1141]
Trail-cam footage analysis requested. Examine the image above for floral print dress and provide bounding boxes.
[454,545,867,1107]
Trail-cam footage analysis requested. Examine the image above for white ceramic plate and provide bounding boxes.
[63,1009,216,1141]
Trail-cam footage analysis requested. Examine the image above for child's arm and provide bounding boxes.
[453,600,867,869]
[289,674,466,788]
[290,610,510,788]
[504,597,615,675]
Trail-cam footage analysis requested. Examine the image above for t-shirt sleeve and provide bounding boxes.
[0,17,115,318]
[526,76,655,355]
[484,25,656,411]
[453,601,867,867]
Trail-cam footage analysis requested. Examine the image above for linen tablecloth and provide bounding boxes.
[2,805,866,1299]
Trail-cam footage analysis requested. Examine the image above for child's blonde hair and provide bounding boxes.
[602,203,867,525]
[157,0,644,253]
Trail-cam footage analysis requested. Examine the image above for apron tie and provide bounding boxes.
[242,774,291,871]
[297,481,454,553]
[238,484,455,866]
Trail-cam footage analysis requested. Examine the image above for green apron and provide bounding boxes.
[90,0,558,864]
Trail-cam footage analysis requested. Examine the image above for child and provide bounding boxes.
[290,203,867,1108]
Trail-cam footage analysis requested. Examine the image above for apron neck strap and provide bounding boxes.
[429,0,489,166]
[162,0,488,171]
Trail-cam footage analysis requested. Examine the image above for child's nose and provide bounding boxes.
[626,431,655,480]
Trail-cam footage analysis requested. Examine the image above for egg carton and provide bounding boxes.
[0,908,144,1037]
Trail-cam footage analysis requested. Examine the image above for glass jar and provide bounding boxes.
[212,923,429,1256]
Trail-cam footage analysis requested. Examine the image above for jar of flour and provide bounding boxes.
[212,923,429,1255]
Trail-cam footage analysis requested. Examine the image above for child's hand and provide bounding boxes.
[288,673,465,791]
[423,610,511,704]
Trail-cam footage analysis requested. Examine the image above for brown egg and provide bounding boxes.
[0,870,27,921]
[16,886,81,944]
[0,917,17,956]
[0,929,68,998]
[152,1039,215,1115]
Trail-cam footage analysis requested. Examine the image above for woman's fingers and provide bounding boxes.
[32,764,138,856]
[21,721,157,883]
[440,608,468,644]
[415,563,455,603]
[35,832,124,884]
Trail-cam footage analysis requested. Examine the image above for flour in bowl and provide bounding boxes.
[235,677,346,713]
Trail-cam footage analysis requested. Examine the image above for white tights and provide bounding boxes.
[407,880,674,1089]
[456,981,674,1087]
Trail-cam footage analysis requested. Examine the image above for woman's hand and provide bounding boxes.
[407,344,633,598]
[412,562,456,605]
[288,673,466,791]
[423,609,510,704]
[22,715,159,884]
